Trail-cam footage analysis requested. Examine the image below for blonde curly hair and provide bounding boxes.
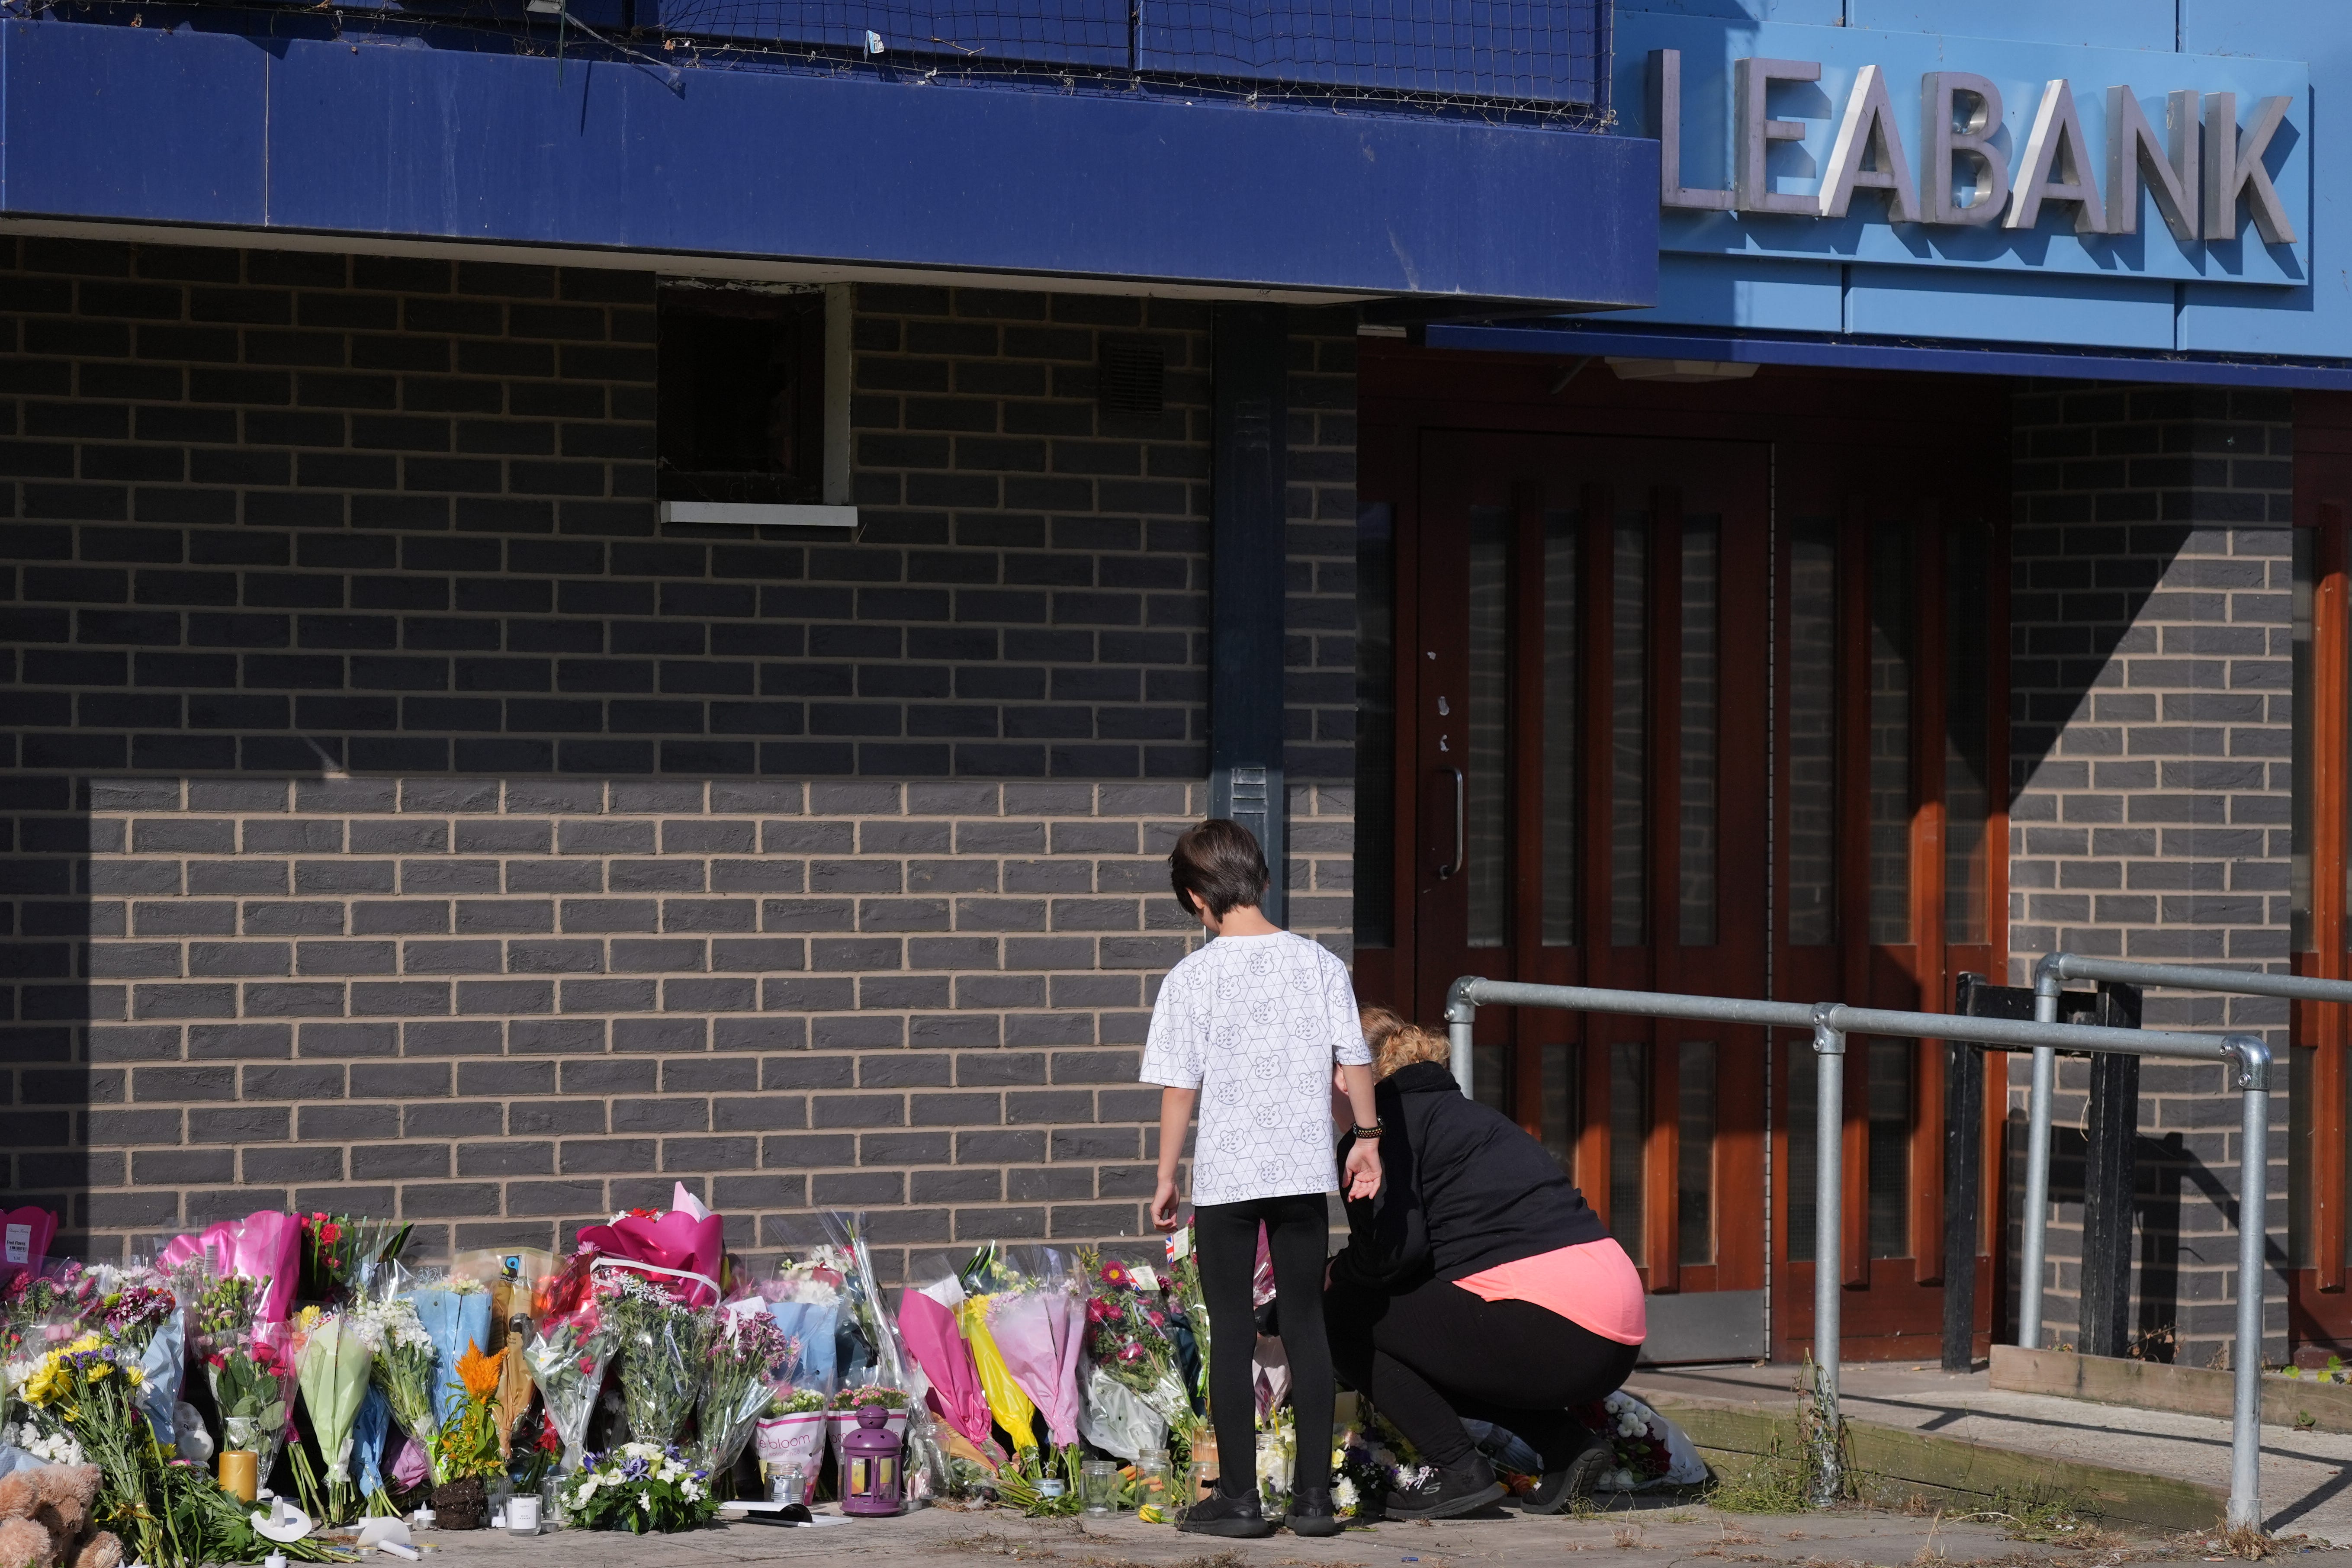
[1359,1006,1450,1082]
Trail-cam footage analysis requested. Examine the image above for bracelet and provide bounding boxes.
[1350,1121,1384,1140]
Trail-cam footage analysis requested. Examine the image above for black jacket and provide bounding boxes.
[1330,1060,1607,1294]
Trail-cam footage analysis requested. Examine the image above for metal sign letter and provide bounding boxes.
[1818,63,1919,222]
[1921,72,2009,225]
[2105,86,2200,241]
[1734,57,1822,215]
[1652,49,1735,211]
[2006,79,2107,233]
[2203,92,2298,244]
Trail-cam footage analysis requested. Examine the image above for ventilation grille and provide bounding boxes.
[1098,337,1166,418]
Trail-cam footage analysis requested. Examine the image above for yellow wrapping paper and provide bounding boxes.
[957,1295,1039,1453]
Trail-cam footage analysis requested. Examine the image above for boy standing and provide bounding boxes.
[1143,819,1383,1538]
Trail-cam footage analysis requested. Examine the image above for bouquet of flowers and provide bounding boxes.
[292,1308,376,1523]
[83,1263,185,1451]
[562,1442,719,1534]
[433,1342,509,1487]
[1571,1391,1706,1491]
[521,1252,618,1478]
[1080,1251,1189,1424]
[694,1306,798,1477]
[16,1333,346,1567]
[508,1409,562,1497]
[157,1211,302,1325]
[0,1205,58,1294]
[990,1263,1083,1454]
[358,1294,442,1478]
[1254,1406,1296,1516]
[297,1214,411,1307]
[757,1256,845,1395]
[206,1321,297,1481]
[1161,1226,1213,1417]
[577,1188,723,1310]
[403,1275,489,1428]
[600,1270,714,1449]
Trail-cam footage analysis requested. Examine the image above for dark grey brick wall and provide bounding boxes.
[0,239,1357,1275]
[2005,382,2293,1365]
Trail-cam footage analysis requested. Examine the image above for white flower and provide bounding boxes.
[1333,1478,1359,1513]
[639,1494,653,1513]
[682,1481,704,1502]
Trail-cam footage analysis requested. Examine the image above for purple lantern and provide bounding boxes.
[841,1403,905,1517]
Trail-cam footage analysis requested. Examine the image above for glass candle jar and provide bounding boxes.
[1079,1460,1120,1515]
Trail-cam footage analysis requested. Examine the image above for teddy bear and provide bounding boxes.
[0,1464,123,1568]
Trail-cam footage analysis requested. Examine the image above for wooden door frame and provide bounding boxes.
[1353,347,2013,1359]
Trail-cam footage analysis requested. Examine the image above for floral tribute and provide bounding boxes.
[561,1443,719,1534]
[1572,1391,1676,1491]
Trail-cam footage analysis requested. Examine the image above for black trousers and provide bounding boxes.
[1324,1275,1641,1470]
[1195,1193,1334,1496]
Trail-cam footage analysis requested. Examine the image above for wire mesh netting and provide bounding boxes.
[644,0,1604,110]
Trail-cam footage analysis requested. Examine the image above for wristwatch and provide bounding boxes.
[1350,1121,1384,1141]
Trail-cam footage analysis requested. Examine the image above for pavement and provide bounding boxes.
[1627,1363,2352,1546]
[402,1488,2339,1568]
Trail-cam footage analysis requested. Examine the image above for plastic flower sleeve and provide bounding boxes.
[600,1271,714,1448]
[522,1272,616,1478]
[1074,1362,1166,1461]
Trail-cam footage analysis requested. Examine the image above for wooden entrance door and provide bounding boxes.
[1407,431,1771,1359]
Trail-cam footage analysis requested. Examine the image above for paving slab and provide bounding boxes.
[1628,1363,2352,1545]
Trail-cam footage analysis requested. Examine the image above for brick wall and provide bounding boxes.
[2005,382,2293,1364]
[0,239,1358,1275]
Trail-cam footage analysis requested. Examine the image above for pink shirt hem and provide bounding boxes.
[1453,1238,1647,1345]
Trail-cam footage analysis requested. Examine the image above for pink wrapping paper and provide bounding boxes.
[575,1207,724,1308]
[0,1206,58,1291]
[158,1210,301,1323]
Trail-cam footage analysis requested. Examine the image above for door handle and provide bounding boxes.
[1435,767,1465,879]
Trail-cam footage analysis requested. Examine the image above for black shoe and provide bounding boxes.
[1286,1485,1342,1537]
[1179,1483,1276,1539]
[1382,1458,1506,1521]
[1523,1432,1613,1515]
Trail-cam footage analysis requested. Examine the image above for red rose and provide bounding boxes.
[320,1221,343,1244]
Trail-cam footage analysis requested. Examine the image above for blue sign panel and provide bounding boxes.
[1613,12,2310,289]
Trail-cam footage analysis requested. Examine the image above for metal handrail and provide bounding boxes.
[2012,952,2330,1529]
[1444,973,2270,1529]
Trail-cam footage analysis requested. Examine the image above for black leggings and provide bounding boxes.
[1324,1275,1641,1470]
[1195,1193,1334,1497]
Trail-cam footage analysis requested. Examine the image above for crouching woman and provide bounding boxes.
[1324,1013,1646,1520]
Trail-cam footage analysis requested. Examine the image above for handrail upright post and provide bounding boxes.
[1809,1008,1847,1505]
[1446,977,1478,1100]
[2226,1035,2272,1532]
[2019,956,2066,1350]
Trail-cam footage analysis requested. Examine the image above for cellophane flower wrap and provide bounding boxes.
[1079,1250,1189,1425]
[523,1251,617,1478]
[78,1262,184,1452]
[575,1190,723,1310]
[298,1214,412,1307]
[294,1307,376,1520]
[205,1318,297,1480]
[157,1210,301,1326]
[562,1441,718,1534]
[694,1302,798,1476]
[0,1205,58,1294]
[359,1292,443,1479]
[756,1256,844,1396]
[988,1260,1083,1451]
[3,1266,84,1439]
[951,1249,1038,1456]
[601,1269,714,1449]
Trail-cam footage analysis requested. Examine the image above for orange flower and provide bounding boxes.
[456,1340,509,1404]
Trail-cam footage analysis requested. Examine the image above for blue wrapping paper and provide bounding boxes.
[762,1300,841,1394]
[353,1384,392,1496]
[136,1314,185,1452]
[406,1286,492,1427]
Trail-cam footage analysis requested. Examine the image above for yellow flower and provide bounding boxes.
[296,1306,324,1333]
[122,1365,144,1388]
[65,1334,102,1356]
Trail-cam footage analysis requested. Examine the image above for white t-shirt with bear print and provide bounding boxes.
[1139,930,1372,1207]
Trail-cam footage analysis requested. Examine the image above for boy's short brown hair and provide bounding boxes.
[1169,819,1270,918]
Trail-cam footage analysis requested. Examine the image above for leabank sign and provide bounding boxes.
[1614,17,2311,288]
